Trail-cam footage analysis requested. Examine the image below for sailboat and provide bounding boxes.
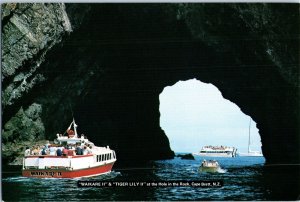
[239,119,263,157]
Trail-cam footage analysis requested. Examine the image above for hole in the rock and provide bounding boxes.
[159,78,264,158]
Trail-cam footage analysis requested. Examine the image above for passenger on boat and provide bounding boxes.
[75,144,83,155]
[68,149,75,156]
[56,147,62,156]
[82,146,88,155]
[38,146,43,155]
[24,147,31,156]
[62,147,68,156]
[45,140,50,149]
[67,129,75,138]
[49,145,56,156]
[37,146,42,155]
[41,147,47,155]
[67,144,75,150]
[31,146,40,155]
[87,146,93,154]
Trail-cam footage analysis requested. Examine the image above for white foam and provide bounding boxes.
[217,167,227,173]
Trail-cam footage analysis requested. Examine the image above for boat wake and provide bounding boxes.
[2,176,30,182]
[216,167,227,173]
[198,167,227,174]
[93,171,122,180]
[2,171,122,182]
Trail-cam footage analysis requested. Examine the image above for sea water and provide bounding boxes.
[2,155,299,201]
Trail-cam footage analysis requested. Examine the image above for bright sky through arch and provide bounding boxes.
[159,79,262,153]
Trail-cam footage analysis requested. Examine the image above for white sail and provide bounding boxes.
[239,119,263,157]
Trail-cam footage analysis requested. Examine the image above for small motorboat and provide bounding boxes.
[199,159,220,173]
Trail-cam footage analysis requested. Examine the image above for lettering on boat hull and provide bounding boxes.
[29,171,62,177]
[22,163,114,178]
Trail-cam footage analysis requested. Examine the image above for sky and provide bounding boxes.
[159,79,262,154]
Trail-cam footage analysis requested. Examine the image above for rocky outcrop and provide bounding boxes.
[2,3,71,107]
[1,3,72,163]
[2,4,299,167]
[177,154,195,160]
[174,4,299,164]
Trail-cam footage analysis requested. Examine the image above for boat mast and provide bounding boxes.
[248,118,251,153]
[73,118,78,138]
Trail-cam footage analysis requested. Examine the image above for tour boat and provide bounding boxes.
[194,145,237,157]
[199,160,220,173]
[22,119,117,178]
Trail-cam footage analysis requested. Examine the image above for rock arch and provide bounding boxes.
[2,4,299,165]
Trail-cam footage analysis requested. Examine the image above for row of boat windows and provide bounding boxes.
[200,151,232,153]
[96,152,115,162]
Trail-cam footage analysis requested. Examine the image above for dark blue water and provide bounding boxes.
[2,156,299,201]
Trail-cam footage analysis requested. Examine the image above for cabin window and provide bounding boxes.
[113,152,116,159]
[101,154,104,161]
[109,153,111,160]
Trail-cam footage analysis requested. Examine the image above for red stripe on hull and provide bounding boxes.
[22,163,114,178]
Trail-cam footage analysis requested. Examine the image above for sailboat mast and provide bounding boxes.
[248,118,251,153]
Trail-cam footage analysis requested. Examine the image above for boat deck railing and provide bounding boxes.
[25,154,94,158]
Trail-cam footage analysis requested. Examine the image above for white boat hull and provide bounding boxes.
[199,166,219,173]
[194,152,236,158]
[22,154,116,178]
[238,152,263,157]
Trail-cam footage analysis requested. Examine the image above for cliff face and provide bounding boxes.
[2,3,72,164]
[1,4,299,165]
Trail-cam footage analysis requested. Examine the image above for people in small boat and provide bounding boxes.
[24,147,31,156]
